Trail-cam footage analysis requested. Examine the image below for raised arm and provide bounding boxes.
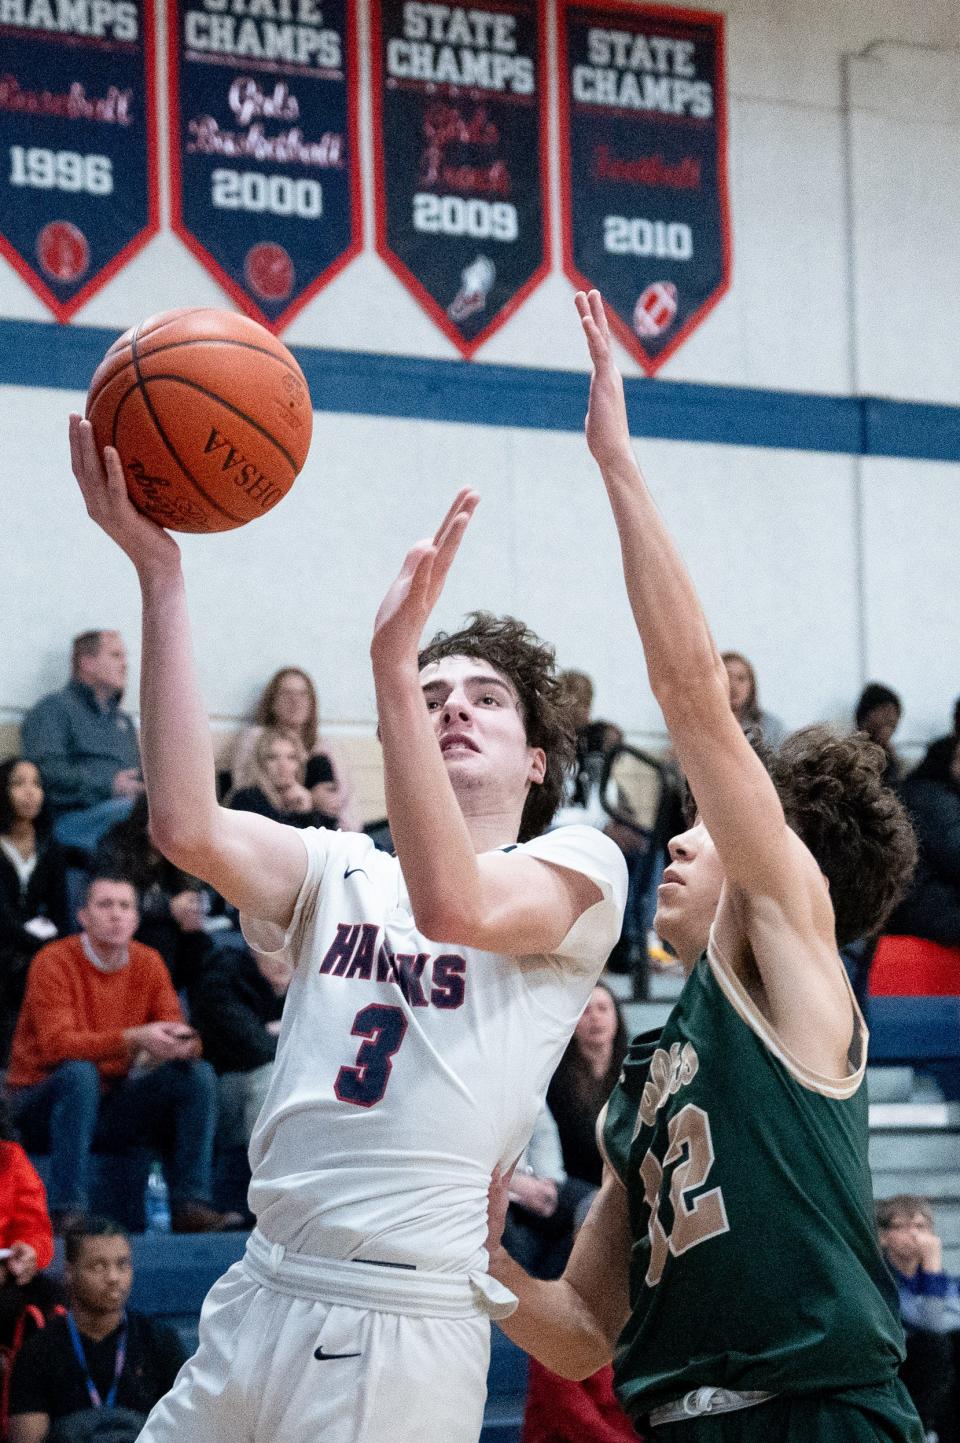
[370,493,602,953]
[488,1167,631,1380]
[575,294,845,1042]
[69,417,306,925]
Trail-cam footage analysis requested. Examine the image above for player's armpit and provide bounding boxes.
[490,1169,630,1380]
[426,850,602,955]
[717,879,855,1078]
[164,807,308,931]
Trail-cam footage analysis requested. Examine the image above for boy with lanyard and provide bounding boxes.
[8,1219,184,1441]
[487,292,924,1441]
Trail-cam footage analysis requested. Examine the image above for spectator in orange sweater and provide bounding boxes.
[6,873,240,1234]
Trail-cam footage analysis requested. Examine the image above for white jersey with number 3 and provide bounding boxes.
[240,824,627,1273]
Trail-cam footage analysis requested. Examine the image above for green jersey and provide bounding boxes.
[602,943,906,1423]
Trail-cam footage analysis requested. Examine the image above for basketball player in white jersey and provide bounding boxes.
[67,415,628,1443]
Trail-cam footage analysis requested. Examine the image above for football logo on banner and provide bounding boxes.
[371,0,550,358]
[0,0,158,321]
[169,0,361,332]
[558,0,730,374]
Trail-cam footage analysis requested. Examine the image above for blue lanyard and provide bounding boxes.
[66,1311,127,1409]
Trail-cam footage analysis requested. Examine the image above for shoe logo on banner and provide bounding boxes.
[449,256,497,323]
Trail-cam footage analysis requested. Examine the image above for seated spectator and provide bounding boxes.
[0,1094,61,1364]
[0,762,70,1064]
[93,797,226,991]
[722,651,786,749]
[521,1358,637,1443]
[229,667,360,830]
[5,873,242,1234]
[552,673,658,978]
[553,671,623,830]
[228,728,338,830]
[189,944,291,1148]
[887,737,960,948]
[21,632,143,856]
[7,1217,186,1443]
[917,696,960,786]
[855,682,904,788]
[547,985,628,1192]
[877,1195,959,1440]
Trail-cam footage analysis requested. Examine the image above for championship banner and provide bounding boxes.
[169,0,361,332]
[558,0,730,375]
[371,0,550,358]
[0,0,158,322]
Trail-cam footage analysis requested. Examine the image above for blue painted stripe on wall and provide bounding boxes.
[1,316,957,463]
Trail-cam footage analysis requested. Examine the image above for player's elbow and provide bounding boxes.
[550,1333,616,1381]
[148,809,218,875]
[412,897,483,947]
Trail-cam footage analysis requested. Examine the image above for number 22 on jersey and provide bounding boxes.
[639,1103,730,1287]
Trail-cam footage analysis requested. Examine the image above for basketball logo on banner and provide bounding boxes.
[558,0,730,374]
[0,0,158,321]
[371,0,550,358]
[168,0,361,332]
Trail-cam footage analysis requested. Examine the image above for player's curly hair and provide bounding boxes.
[770,725,917,947]
[418,612,577,841]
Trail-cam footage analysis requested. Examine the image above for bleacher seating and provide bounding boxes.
[867,994,960,1103]
[869,934,960,997]
[29,1150,152,1232]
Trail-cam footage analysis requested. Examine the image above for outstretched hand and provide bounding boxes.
[575,290,633,472]
[371,487,479,671]
[69,414,180,575]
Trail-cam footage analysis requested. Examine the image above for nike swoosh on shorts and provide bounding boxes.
[314,1346,362,1361]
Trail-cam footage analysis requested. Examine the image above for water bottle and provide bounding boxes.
[145,1162,171,1233]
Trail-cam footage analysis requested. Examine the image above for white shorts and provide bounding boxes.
[137,1230,515,1443]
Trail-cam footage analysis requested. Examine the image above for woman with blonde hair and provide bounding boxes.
[721,650,786,750]
[230,667,359,829]
[228,728,338,830]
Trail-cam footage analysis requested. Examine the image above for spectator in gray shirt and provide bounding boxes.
[21,632,143,856]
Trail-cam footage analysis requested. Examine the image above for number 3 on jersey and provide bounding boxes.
[639,1103,729,1286]
[335,1004,408,1107]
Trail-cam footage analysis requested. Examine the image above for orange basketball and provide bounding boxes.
[86,308,313,533]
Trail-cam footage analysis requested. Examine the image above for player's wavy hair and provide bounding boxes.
[418,612,577,841]
[769,726,917,947]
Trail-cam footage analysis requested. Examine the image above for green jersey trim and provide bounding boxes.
[706,934,867,1100]
[595,1099,628,1188]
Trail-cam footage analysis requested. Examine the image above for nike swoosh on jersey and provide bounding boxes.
[314,1346,362,1361]
[344,867,368,880]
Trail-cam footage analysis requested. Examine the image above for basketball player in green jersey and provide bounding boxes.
[487,290,923,1441]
